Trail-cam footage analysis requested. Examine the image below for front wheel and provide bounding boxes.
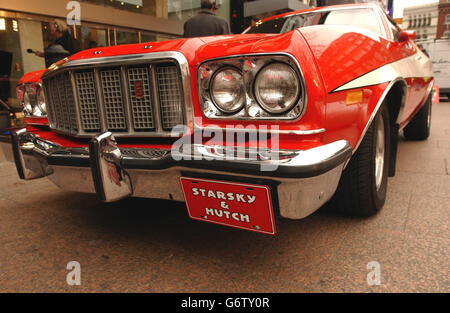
[330,104,390,217]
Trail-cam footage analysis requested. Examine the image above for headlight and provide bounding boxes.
[17,83,47,117]
[22,88,33,115]
[210,67,245,113]
[36,87,47,115]
[16,85,25,104]
[198,55,305,120]
[254,63,299,114]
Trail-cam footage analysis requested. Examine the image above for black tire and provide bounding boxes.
[403,96,432,140]
[330,104,390,217]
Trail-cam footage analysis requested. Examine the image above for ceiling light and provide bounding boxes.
[0,18,6,31]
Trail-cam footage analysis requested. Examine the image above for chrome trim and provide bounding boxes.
[89,132,132,202]
[150,64,163,132]
[120,67,135,133]
[69,71,83,132]
[45,164,344,220]
[2,130,351,220]
[94,68,107,132]
[41,52,192,138]
[43,52,189,73]
[198,127,326,136]
[288,128,325,135]
[10,128,53,180]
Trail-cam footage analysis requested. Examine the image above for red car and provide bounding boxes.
[0,3,433,235]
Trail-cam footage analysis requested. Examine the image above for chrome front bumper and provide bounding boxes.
[0,130,352,219]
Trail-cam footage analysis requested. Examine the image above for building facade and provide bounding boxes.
[437,0,450,39]
[403,2,439,42]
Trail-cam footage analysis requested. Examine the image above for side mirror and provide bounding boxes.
[399,30,416,42]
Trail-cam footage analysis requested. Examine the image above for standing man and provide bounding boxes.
[32,20,81,67]
[183,0,230,37]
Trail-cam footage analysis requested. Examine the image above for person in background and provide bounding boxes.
[183,0,230,37]
[33,20,81,58]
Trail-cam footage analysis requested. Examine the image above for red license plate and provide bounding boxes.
[179,177,276,235]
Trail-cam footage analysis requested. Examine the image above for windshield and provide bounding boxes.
[245,8,382,36]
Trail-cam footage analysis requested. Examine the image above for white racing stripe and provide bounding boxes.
[332,51,433,93]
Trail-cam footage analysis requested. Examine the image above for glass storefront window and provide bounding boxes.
[0,17,24,108]
[116,29,139,45]
[77,26,108,49]
[141,32,157,43]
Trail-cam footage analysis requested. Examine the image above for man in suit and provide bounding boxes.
[183,0,231,37]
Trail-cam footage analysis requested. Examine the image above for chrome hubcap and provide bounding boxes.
[375,116,385,191]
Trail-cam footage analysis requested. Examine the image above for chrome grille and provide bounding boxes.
[74,71,100,131]
[42,60,185,137]
[127,67,154,130]
[100,69,127,131]
[156,65,184,130]
[46,72,78,132]
[121,148,170,159]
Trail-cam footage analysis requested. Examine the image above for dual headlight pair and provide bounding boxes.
[199,55,305,120]
[16,83,47,117]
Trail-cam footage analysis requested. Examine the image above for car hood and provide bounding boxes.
[68,33,285,66]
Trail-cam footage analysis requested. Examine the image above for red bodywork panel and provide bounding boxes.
[18,69,46,85]
[300,25,413,93]
[24,117,48,126]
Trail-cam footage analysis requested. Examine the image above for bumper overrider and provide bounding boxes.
[0,129,351,220]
